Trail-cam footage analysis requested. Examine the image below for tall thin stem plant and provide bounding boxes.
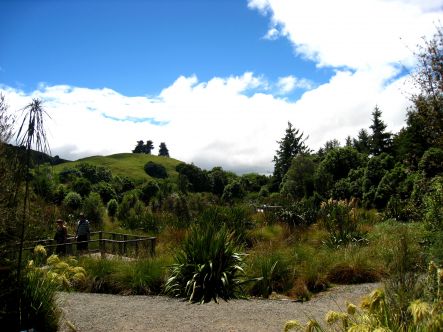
[15,98,50,326]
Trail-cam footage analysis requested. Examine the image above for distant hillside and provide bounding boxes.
[5,143,69,166]
[53,153,182,182]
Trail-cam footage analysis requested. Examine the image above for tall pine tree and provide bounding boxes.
[369,106,391,156]
[272,122,309,190]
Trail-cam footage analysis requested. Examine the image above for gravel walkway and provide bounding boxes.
[57,283,380,332]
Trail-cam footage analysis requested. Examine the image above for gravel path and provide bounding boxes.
[57,283,380,332]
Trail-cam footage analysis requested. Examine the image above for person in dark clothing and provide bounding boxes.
[76,212,90,252]
[54,218,67,255]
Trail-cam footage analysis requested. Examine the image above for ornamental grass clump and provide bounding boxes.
[164,222,246,303]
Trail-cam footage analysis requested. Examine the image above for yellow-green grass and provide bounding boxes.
[54,153,182,182]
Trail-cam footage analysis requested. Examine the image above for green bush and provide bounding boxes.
[83,192,104,226]
[20,266,60,332]
[144,161,168,179]
[114,257,171,294]
[63,191,82,211]
[107,198,118,217]
[164,222,246,303]
[246,250,294,298]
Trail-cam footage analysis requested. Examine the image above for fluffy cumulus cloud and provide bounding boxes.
[248,0,441,69]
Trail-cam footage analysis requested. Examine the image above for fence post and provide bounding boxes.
[112,233,116,254]
[150,238,156,257]
[99,231,104,258]
[135,240,138,256]
[123,235,127,255]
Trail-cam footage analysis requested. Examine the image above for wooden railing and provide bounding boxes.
[15,231,156,258]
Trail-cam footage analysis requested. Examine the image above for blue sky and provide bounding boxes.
[1,0,442,173]
[1,0,330,97]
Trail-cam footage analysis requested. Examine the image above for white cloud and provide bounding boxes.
[0,67,414,174]
[277,75,313,94]
[248,0,442,70]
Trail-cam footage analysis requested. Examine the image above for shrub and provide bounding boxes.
[164,222,246,303]
[93,181,117,204]
[144,161,167,179]
[20,266,60,332]
[82,192,104,227]
[319,199,365,247]
[113,256,171,295]
[141,180,160,203]
[247,250,294,298]
[72,177,92,197]
[63,191,82,212]
[107,198,118,217]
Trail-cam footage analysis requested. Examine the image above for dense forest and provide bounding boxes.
[0,27,442,331]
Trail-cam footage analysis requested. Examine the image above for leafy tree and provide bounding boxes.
[132,140,154,154]
[418,147,443,178]
[222,180,245,202]
[141,180,160,203]
[144,140,154,154]
[315,147,365,197]
[158,142,170,157]
[353,129,371,155]
[82,192,104,226]
[281,154,316,199]
[394,27,443,166]
[93,181,117,203]
[63,191,82,212]
[272,122,309,189]
[72,177,92,197]
[144,161,168,178]
[132,140,145,153]
[176,163,209,192]
[369,106,392,156]
[208,167,229,196]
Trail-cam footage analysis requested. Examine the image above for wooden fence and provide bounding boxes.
[16,231,156,258]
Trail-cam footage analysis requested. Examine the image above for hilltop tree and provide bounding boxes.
[272,122,309,190]
[369,106,392,156]
[158,142,170,157]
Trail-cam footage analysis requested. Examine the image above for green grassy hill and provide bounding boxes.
[54,153,182,182]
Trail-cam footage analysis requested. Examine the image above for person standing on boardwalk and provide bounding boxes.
[54,218,68,255]
[76,212,90,252]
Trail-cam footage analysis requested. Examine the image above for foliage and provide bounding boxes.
[72,176,92,197]
[281,154,316,199]
[82,192,104,226]
[133,139,154,154]
[141,180,160,203]
[419,147,443,178]
[164,222,246,303]
[158,142,170,157]
[176,162,209,192]
[246,249,294,298]
[107,198,118,217]
[78,256,170,295]
[144,161,168,179]
[63,191,82,212]
[319,199,365,247]
[222,180,246,202]
[272,122,309,189]
[20,266,60,332]
[369,106,392,155]
[93,181,117,203]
